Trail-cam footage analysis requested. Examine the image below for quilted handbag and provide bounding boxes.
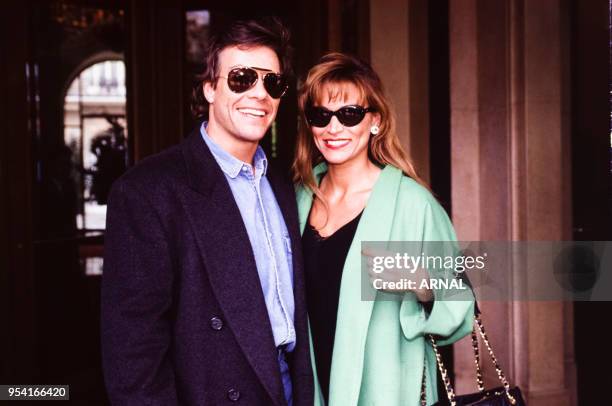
[421,308,526,406]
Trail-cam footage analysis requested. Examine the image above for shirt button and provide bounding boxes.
[210,316,223,331]
[241,166,249,172]
[227,388,241,401]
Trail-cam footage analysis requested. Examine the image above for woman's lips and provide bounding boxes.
[323,139,351,149]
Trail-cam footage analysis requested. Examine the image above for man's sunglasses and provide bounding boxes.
[305,105,376,127]
[219,66,288,99]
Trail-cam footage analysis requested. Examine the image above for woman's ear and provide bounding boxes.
[369,112,382,136]
[203,82,215,104]
[372,112,381,128]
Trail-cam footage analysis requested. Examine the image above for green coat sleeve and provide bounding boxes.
[398,185,475,346]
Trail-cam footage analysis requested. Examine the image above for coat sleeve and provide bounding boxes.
[400,199,475,346]
[101,178,179,405]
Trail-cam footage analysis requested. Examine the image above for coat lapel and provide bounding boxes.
[296,163,404,405]
[179,131,285,406]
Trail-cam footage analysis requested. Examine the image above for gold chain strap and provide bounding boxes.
[427,335,457,406]
[423,313,517,406]
[420,368,427,406]
[473,314,516,404]
[472,328,485,392]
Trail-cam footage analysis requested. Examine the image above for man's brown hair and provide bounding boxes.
[191,16,293,121]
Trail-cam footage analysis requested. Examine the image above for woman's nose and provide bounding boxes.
[328,115,343,133]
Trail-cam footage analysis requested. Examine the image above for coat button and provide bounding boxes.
[227,388,240,401]
[210,316,223,331]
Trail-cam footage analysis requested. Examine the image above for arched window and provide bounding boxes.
[64,59,127,233]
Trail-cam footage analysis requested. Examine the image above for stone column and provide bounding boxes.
[448,0,482,394]
[370,0,431,182]
[520,0,574,404]
[449,0,575,404]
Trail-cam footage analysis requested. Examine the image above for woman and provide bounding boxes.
[292,53,474,405]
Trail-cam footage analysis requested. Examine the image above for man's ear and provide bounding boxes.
[203,82,215,104]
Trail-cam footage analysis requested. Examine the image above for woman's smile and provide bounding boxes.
[322,138,351,149]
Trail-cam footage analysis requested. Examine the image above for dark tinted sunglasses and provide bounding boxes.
[305,105,376,127]
[220,66,288,99]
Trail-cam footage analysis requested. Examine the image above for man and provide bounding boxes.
[101,17,313,405]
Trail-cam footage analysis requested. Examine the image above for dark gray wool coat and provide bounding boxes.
[101,129,313,406]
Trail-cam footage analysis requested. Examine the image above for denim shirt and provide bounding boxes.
[200,123,296,351]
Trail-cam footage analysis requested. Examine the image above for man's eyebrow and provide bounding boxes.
[229,64,276,72]
[250,66,273,72]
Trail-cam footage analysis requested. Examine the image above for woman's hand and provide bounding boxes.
[362,247,434,302]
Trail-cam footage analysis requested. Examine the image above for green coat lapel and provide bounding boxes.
[296,163,404,405]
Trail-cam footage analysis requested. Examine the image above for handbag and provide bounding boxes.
[421,306,526,406]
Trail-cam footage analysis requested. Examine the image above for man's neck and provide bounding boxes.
[205,122,259,165]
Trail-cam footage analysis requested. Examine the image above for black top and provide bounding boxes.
[302,210,363,403]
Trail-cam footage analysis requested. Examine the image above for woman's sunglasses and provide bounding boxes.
[219,66,288,99]
[305,105,376,127]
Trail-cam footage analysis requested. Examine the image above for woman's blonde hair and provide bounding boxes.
[292,52,427,201]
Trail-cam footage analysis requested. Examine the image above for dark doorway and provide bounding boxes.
[571,0,612,405]
[2,1,324,403]
[27,2,127,404]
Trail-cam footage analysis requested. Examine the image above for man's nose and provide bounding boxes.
[248,75,268,99]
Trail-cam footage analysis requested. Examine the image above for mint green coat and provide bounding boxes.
[296,164,475,406]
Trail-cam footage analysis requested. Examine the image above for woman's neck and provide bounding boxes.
[322,157,381,198]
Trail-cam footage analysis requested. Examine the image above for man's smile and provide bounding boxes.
[237,107,267,118]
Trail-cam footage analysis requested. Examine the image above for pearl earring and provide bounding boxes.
[370,125,380,135]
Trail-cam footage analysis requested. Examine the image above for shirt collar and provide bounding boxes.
[253,144,269,177]
[200,122,268,179]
